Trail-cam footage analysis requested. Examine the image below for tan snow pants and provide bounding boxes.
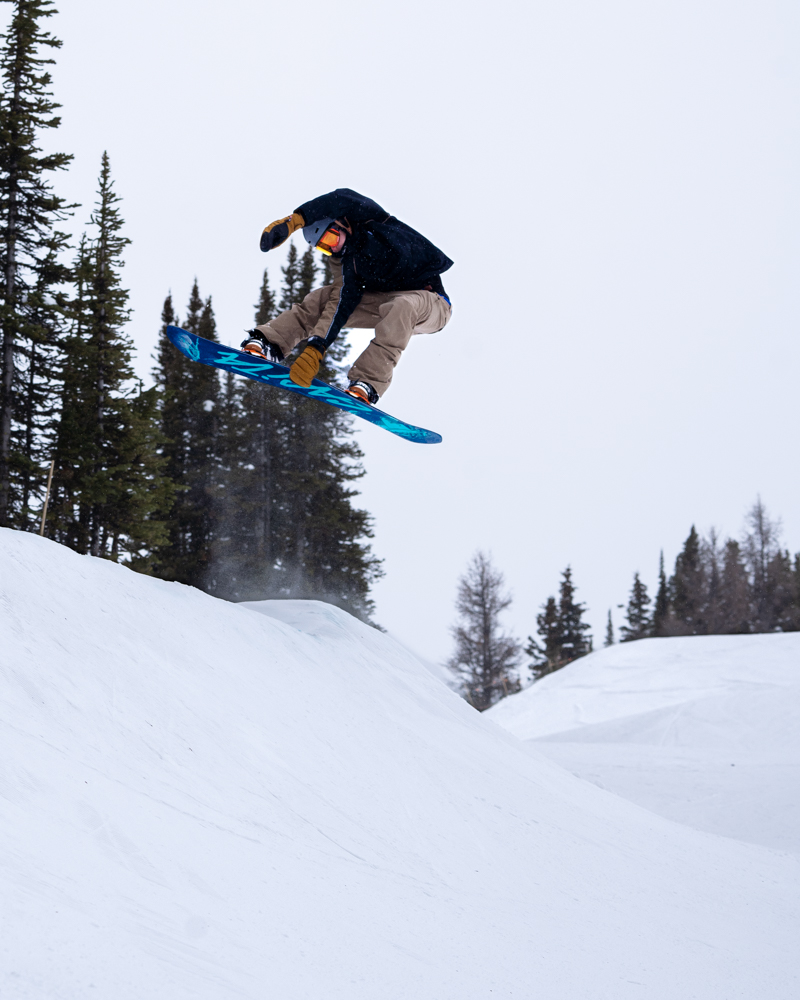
[255,269,451,397]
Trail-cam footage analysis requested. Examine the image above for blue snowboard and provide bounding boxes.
[167,326,441,445]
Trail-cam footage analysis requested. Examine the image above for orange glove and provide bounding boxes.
[260,212,305,252]
[290,344,324,387]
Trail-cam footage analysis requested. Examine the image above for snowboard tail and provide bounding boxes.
[166,326,441,445]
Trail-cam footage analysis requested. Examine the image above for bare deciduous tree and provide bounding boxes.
[448,551,521,711]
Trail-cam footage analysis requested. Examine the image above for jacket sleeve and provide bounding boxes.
[314,254,363,350]
[295,188,388,227]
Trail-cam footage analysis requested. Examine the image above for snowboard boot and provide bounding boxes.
[345,380,379,405]
[241,330,284,363]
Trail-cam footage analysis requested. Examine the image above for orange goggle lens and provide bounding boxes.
[316,227,340,253]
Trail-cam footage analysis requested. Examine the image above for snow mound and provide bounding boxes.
[2,529,798,999]
[487,635,800,851]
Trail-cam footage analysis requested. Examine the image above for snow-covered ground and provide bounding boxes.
[2,529,798,999]
[487,635,800,852]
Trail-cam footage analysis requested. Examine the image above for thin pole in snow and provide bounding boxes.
[39,459,55,537]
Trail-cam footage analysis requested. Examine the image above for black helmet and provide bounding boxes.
[302,217,335,248]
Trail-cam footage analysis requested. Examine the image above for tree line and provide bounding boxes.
[0,0,380,620]
[449,499,800,711]
[612,499,800,643]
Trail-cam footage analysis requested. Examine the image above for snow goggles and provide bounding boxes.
[315,225,341,256]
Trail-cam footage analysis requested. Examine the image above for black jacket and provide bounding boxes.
[295,188,453,350]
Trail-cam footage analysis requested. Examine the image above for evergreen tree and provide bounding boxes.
[152,280,220,585]
[526,596,560,677]
[619,572,652,642]
[0,0,73,527]
[298,245,316,300]
[604,609,614,646]
[793,554,800,627]
[527,566,592,678]
[717,539,751,633]
[254,267,276,325]
[48,154,172,559]
[702,529,723,633]
[766,549,800,632]
[12,245,68,527]
[557,565,593,661]
[652,550,669,636]
[279,242,302,310]
[448,551,522,710]
[669,526,707,634]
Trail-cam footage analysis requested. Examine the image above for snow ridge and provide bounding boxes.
[1,529,798,999]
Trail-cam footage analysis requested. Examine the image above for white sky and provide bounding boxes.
[7,0,800,661]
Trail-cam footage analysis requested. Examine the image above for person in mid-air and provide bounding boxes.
[241,188,453,404]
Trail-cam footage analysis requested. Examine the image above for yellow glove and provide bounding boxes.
[290,344,324,387]
[260,212,305,252]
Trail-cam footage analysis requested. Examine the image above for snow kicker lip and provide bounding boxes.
[166,325,442,445]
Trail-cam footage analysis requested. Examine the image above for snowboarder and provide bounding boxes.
[241,189,453,404]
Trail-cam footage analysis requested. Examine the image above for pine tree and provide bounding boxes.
[557,565,592,661]
[717,539,751,633]
[793,554,800,625]
[526,596,560,678]
[0,0,73,527]
[604,609,614,646]
[702,529,723,633]
[620,572,652,642]
[527,566,592,678]
[48,154,172,559]
[152,280,220,585]
[652,550,669,636]
[254,268,276,325]
[12,246,68,527]
[765,549,800,632]
[448,551,521,710]
[279,242,302,311]
[669,526,707,634]
[298,245,316,300]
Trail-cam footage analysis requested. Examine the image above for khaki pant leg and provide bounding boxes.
[348,290,451,397]
[255,284,333,357]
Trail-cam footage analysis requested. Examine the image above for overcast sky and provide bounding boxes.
[8,0,799,661]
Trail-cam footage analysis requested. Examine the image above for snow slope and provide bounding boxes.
[1,530,798,999]
[487,635,800,852]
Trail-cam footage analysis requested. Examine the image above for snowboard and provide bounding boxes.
[167,326,442,445]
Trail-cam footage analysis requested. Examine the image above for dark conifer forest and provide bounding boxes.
[0,0,380,621]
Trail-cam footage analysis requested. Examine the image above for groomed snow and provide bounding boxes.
[487,635,800,852]
[2,529,798,998]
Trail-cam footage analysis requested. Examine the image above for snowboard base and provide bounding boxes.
[167,326,441,444]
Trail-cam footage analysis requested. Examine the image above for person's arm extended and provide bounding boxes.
[260,190,387,253]
[295,188,388,227]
